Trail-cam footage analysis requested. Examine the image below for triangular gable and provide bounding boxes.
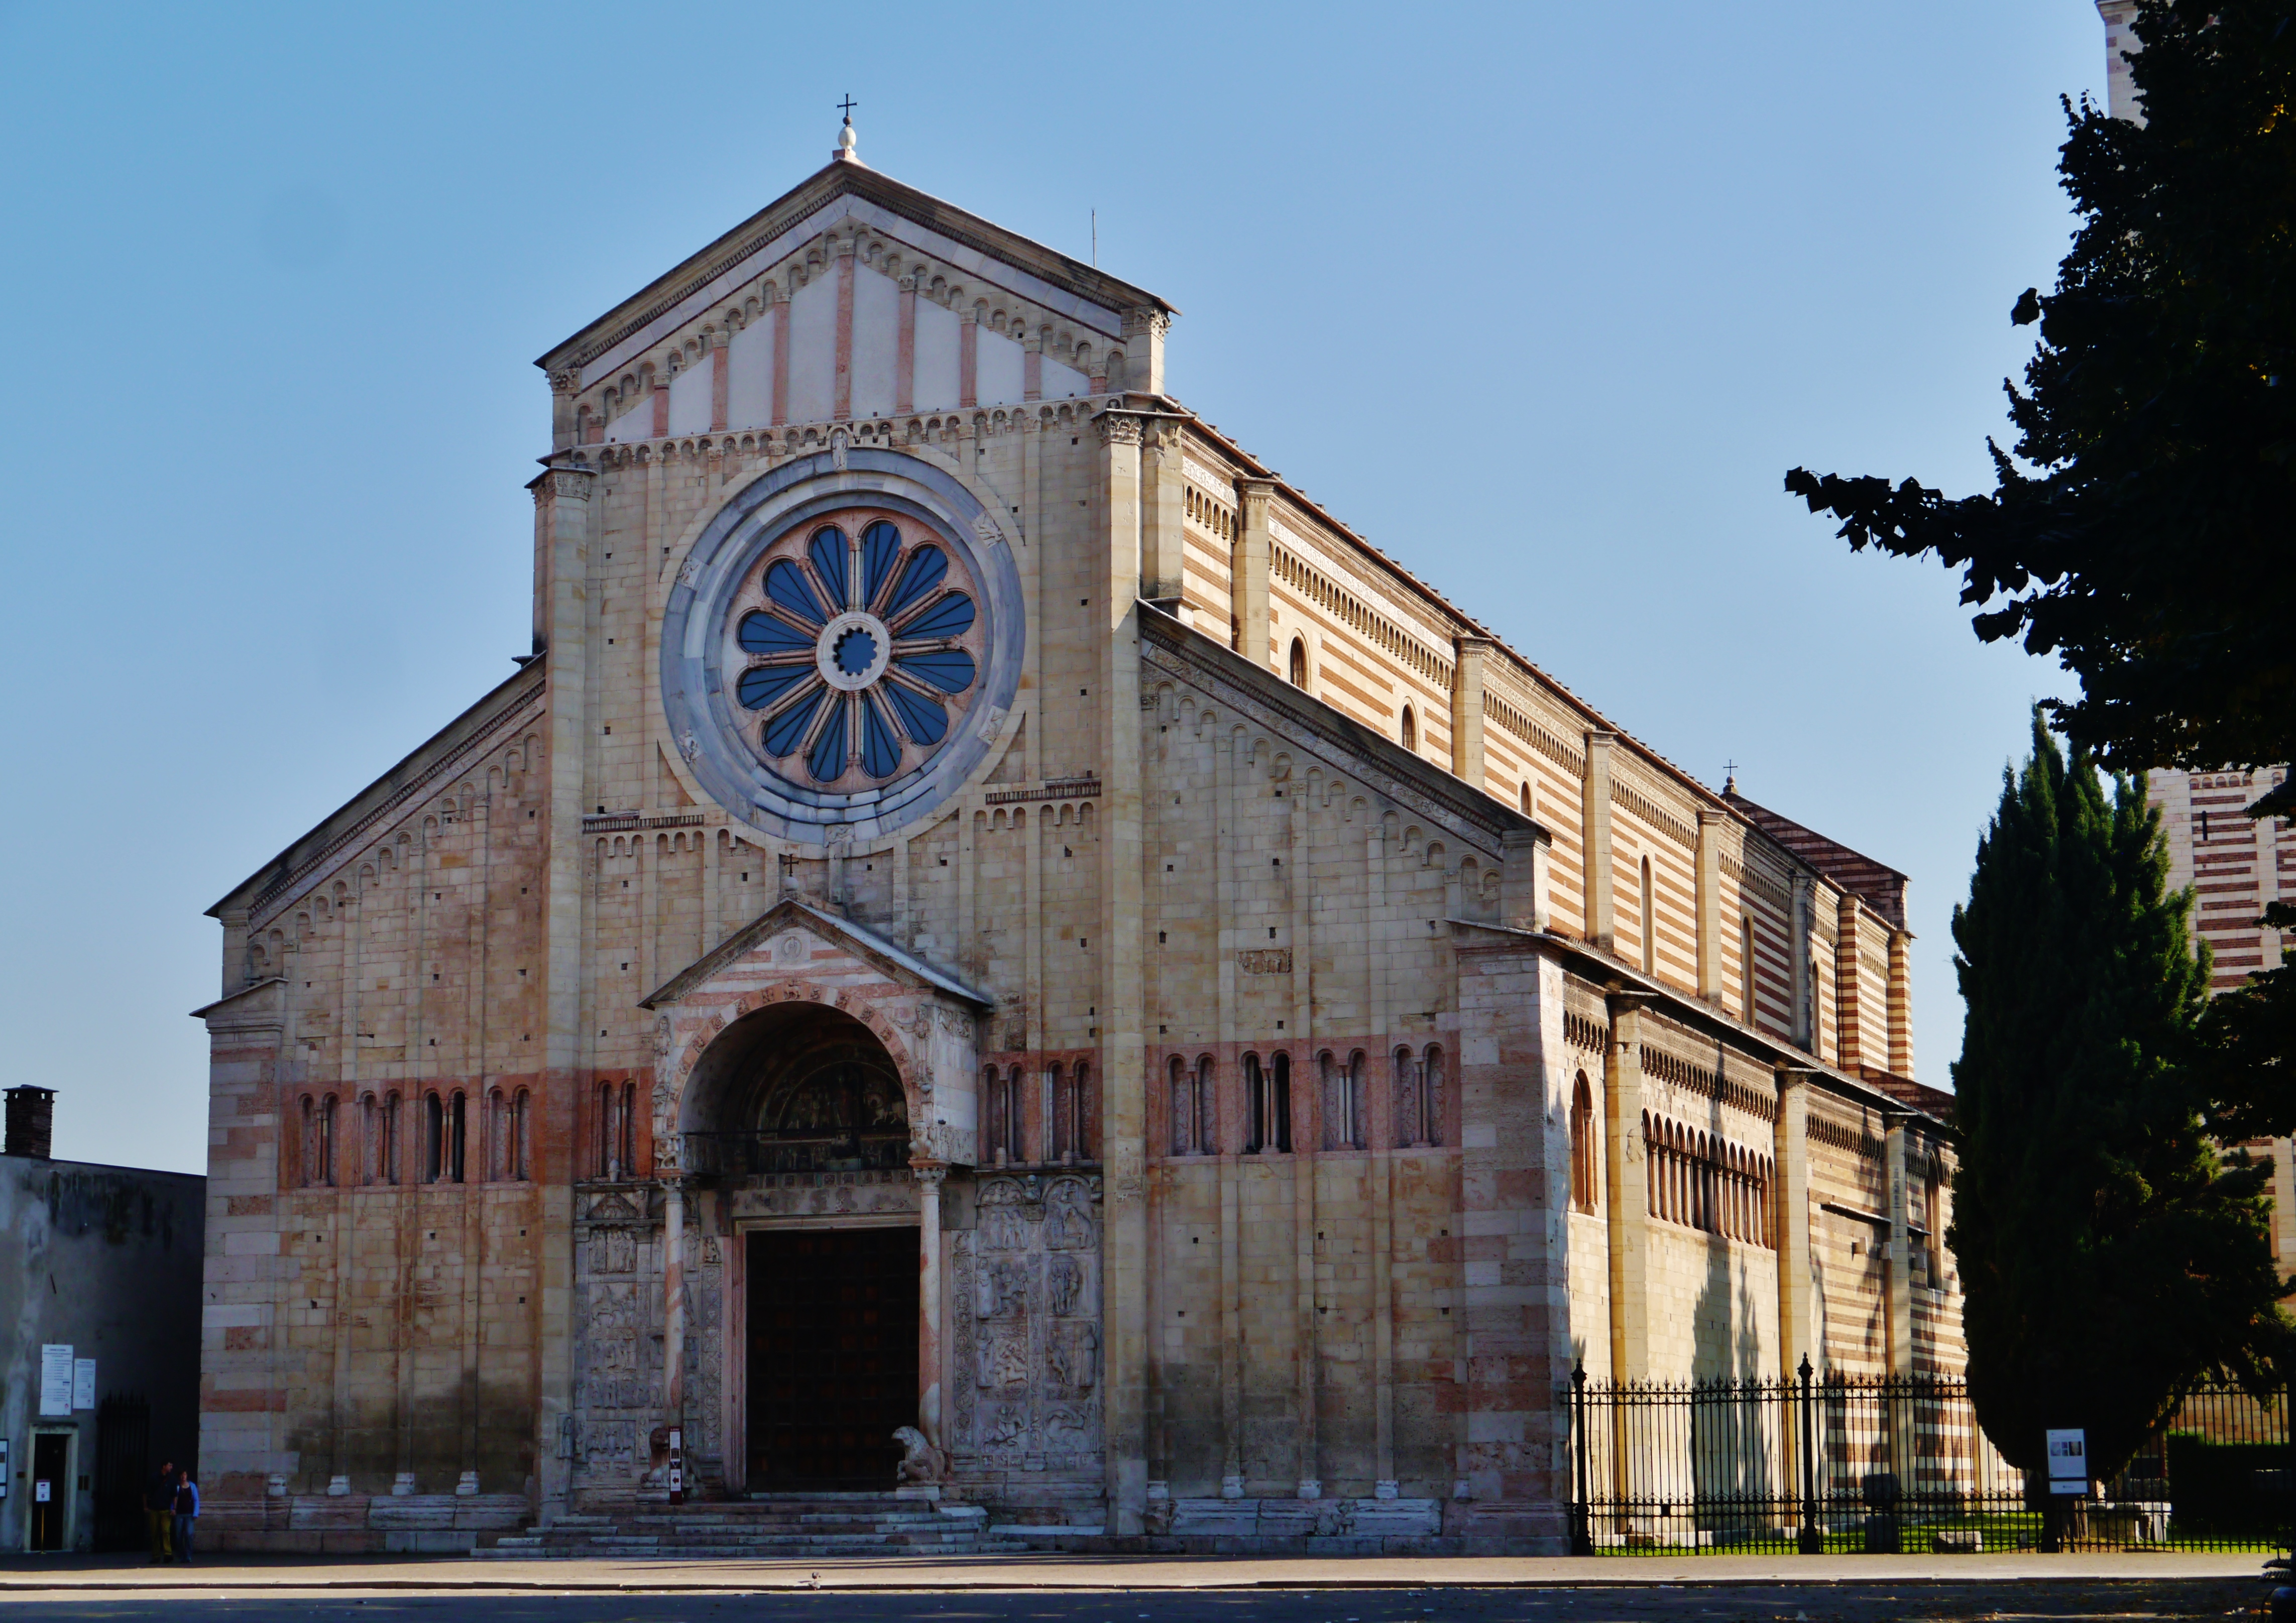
[640,896,992,1011]
[537,159,1174,391]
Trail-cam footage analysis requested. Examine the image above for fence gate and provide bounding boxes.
[1565,1360,2291,1555]
[93,1394,150,1553]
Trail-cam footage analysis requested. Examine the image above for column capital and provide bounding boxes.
[547,367,582,397]
[1093,410,1144,447]
[910,1160,949,1188]
[526,463,595,505]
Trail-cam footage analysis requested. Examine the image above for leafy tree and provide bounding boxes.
[1949,715,2285,1487]
[1783,0,2296,812]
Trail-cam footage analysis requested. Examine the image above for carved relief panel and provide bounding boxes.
[950,1172,1102,1475]
[573,1191,661,1483]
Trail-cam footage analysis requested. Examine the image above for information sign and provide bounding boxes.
[72,1359,95,1412]
[37,1345,72,1417]
[2046,1427,2088,1496]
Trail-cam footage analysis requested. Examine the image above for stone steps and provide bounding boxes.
[473,1495,1016,1561]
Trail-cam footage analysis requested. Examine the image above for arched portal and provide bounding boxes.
[683,1004,923,1491]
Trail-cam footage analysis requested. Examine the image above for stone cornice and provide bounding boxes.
[538,161,1173,378]
[214,659,549,927]
[1446,919,1947,1129]
[1138,603,1534,855]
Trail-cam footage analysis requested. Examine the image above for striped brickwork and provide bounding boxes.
[195,151,1957,1555]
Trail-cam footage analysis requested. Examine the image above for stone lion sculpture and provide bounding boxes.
[892,1425,945,1484]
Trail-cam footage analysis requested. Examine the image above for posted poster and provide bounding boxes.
[37,1345,72,1418]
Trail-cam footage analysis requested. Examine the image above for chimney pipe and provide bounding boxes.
[5,1087,54,1160]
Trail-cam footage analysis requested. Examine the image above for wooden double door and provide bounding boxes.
[745,1225,917,1489]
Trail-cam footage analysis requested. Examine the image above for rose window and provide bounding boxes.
[728,511,981,789]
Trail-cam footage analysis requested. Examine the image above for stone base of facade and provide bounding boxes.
[200,1492,531,1554]
[995,1496,1565,1556]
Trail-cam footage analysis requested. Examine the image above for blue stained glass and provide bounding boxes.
[831,625,879,676]
[897,592,975,641]
[762,686,826,757]
[737,663,815,711]
[860,521,901,609]
[894,649,976,695]
[860,692,902,779]
[737,610,814,654]
[880,545,948,619]
[884,681,948,747]
[763,559,827,627]
[809,526,852,610]
[807,698,850,782]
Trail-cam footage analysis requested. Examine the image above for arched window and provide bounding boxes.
[982,1065,1019,1166]
[424,1092,444,1184]
[488,1089,509,1181]
[1640,857,1656,976]
[448,1090,467,1184]
[384,1092,402,1185]
[513,1088,532,1182]
[1642,1111,1657,1215]
[1520,781,1534,817]
[1399,705,1416,752]
[1196,1057,1218,1156]
[597,1081,619,1179]
[360,1094,379,1185]
[1054,1062,1089,1162]
[1569,1074,1596,1214]
[1323,1051,1364,1151]
[298,1095,314,1187]
[1241,1054,1292,1153]
[1393,1047,1420,1148]
[619,1081,637,1177]
[1741,916,1757,1024]
[1289,636,1308,689]
[1923,1158,1943,1281]
[1419,1046,1443,1146]
[1244,1055,1267,1153]
[1170,1057,1193,1155]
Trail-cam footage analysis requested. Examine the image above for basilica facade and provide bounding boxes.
[195,132,1962,1553]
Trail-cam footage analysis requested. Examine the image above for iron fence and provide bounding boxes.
[680,1128,909,1178]
[1565,1360,2291,1554]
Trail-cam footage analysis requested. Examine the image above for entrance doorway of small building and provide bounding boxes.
[745,1225,917,1489]
[29,1431,69,1551]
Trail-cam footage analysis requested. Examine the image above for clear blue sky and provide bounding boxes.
[0,2,2107,1173]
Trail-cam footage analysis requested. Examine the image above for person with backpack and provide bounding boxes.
[143,1460,174,1563]
[170,1467,199,1564]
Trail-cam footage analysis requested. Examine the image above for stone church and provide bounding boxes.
[195,121,1963,1553]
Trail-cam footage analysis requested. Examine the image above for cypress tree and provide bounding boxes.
[1950,713,2285,1486]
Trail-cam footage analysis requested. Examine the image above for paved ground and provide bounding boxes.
[0,1553,2280,1620]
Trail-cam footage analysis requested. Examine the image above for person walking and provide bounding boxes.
[143,1460,174,1563]
[170,1467,198,1565]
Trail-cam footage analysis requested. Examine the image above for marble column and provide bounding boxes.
[915,1163,947,1452]
[663,1180,686,1421]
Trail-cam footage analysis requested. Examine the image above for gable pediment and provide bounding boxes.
[640,896,990,1012]
[539,161,1175,439]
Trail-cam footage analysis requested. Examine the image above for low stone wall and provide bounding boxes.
[997,1495,1467,1555]
[200,1493,530,1554]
